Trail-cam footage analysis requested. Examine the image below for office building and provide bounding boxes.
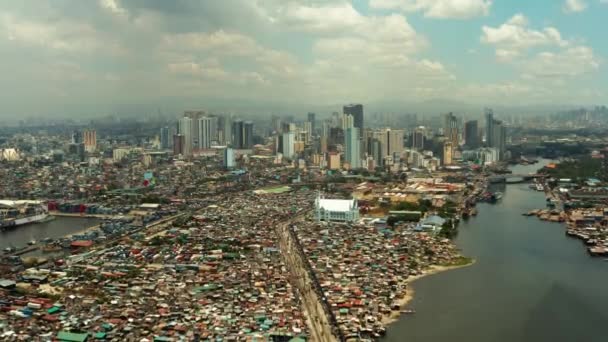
[71,130,83,144]
[223,148,235,168]
[386,129,404,157]
[244,121,254,149]
[231,120,244,149]
[160,127,170,150]
[198,117,213,149]
[173,134,185,156]
[178,117,193,156]
[83,130,96,153]
[485,109,507,160]
[443,142,453,165]
[327,152,341,170]
[344,104,363,137]
[444,112,459,148]
[281,132,295,159]
[485,108,494,147]
[412,127,425,150]
[303,121,312,144]
[307,112,316,135]
[464,120,479,148]
[345,127,360,169]
[342,114,354,130]
[367,137,383,166]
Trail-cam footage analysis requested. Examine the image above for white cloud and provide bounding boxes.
[481,15,599,79]
[369,0,492,19]
[1,13,124,54]
[521,46,599,78]
[99,0,127,16]
[563,0,587,13]
[481,14,567,60]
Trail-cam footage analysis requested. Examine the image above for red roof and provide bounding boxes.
[71,240,94,248]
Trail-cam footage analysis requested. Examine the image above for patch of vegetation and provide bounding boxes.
[541,157,604,181]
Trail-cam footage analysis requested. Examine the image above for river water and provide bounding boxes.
[384,160,608,342]
[0,216,99,250]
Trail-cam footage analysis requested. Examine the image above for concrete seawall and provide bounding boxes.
[277,218,340,342]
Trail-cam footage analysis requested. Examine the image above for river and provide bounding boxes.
[0,216,99,250]
[383,160,608,342]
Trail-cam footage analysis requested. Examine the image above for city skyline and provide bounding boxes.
[0,0,607,119]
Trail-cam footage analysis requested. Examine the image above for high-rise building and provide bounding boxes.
[231,120,244,149]
[71,131,83,144]
[367,137,383,165]
[386,129,404,157]
[485,108,494,147]
[444,112,459,148]
[173,134,185,156]
[345,127,360,169]
[307,112,316,135]
[223,148,235,168]
[328,127,344,149]
[231,120,254,149]
[485,109,507,160]
[443,142,453,165]
[184,111,205,148]
[178,117,193,156]
[281,132,295,159]
[464,120,479,148]
[198,117,213,149]
[160,127,170,150]
[327,152,341,170]
[244,121,254,149]
[83,130,96,152]
[303,121,312,144]
[344,104,363,137]
[342,114,354,130]
[412,127,425,150]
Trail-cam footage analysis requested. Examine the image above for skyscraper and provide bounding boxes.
[231,120,243,149]
[386,129,404,157]
[464,120,479,148]
[83,130,96,152]
[198,117,212,149]
[244,121,254,149]
[173,134,185,156]
[282,132,295,159]
[307,112,316,135]
[184,110,204,148]
[444,112,459,148]
[160,127,170,150]
[485,108,494,147]
[443,142,453,165]
[342,114,354,129]
[412,127,425,150]
[345,127,360,169]
[178,116,193,156]
[223,148,235,168]
[344,104,363,137]
[230,120,254,149]
[485,109,507,160]
[71,130,83,144]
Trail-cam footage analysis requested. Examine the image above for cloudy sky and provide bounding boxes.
[1,0,607,118]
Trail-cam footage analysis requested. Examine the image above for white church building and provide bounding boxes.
[314,195,359,222]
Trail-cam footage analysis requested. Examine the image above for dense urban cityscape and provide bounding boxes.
[1,103,608,341]
[2,0,608,341]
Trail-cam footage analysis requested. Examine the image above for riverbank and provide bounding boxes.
[381,259,476,326]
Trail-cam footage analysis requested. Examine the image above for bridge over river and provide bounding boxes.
[489,174,545,184]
